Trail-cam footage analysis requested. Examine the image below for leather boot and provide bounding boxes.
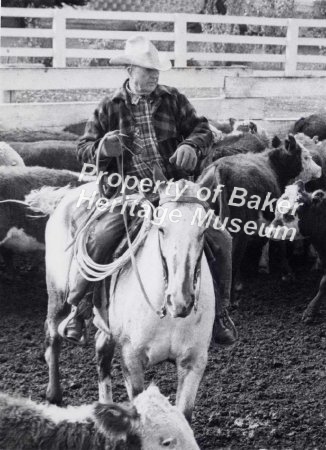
[58,297,93,345]
[212,305,238,346]
[205,245,238,347]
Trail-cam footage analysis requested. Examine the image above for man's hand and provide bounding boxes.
[169,144,198,172]
[99,130,122,159]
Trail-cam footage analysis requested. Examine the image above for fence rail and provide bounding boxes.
[2,8,326,75]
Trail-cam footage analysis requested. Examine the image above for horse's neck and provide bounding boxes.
[124,225,166,308]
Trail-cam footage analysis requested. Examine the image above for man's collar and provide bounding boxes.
[112,79,172,103]
[125,81,146,105]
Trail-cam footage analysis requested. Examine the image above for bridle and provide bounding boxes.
[156,196,210,317]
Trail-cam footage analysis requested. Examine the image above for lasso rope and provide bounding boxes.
[73,194,154,282]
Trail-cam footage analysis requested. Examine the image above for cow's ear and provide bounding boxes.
[286,134,298,153]
[249,121,257,133]
[313,135,319,144]
[93,402,140,436]
[311,189,325,204]
[295,179,305,193]
[272,135,281,148]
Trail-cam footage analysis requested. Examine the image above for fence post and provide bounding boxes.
[174,14,187,67]
[285,18,299,76]
[53,8,66,68]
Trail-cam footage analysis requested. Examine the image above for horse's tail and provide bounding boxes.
[24,185,73,216]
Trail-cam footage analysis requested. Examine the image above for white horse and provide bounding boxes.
[44,169,215,422]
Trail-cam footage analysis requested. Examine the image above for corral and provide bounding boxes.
[1,7,326,450]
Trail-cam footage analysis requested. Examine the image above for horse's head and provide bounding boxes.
[153,167,214,318]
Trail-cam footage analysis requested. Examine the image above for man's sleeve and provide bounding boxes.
[176,91,213,159]
[76,96,113,168]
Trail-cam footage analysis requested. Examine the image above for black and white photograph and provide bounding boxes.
[1,0,326,448]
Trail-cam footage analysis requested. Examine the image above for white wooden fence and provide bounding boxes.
[2,7,326,75]
[1,68,326,136]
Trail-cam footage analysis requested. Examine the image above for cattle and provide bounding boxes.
[294,133,326,191]
[266,181,326,323]
[293,113,326,140]
[8,141,82,172]
[201,131,268,170]
[0,166,92,278]
[0,129,78,142]
[0,142,25,167]
[198,134,321,302]
[0,386,199,450]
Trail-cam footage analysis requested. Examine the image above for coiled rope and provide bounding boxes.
[73,194,153,282]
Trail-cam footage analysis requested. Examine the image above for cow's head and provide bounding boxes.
[133,385,200,449]
[270,134,321,185]
[94,386,200,449]
[266,180,311,241]
[232,120,258,134]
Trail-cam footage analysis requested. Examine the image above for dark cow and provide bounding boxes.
[201,131,268,170]
[0,129,78,142]
[293,113,326,140]
[8,141,82,172]
[0,166,91,278]
[0,386,199,450]
[267,181,326,323]
[198,134,321,301]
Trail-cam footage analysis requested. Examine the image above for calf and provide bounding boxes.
[0,386,199,450]
[293,113,326,140]
[198,134,321,302]
[9,141,82,172]
[0,166,90,277]
[267,181,326,323]
[0,142,25,167]
[295,133,326,191]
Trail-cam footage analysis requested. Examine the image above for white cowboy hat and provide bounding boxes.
[110,35,172,71]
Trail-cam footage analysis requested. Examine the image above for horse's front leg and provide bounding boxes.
[44,294,66,404]
[176,350,208,423]
[96,330,116,403]
[121,344,146,400]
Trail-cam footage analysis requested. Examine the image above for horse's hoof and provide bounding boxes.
[46,387,62,405]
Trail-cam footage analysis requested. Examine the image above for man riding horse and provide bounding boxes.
[58,35,237,347]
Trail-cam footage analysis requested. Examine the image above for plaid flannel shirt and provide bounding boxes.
[77,79,213,181]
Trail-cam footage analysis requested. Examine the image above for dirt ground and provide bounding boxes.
[1,251,326,450]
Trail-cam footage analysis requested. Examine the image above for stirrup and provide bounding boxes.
[58,306,88,346]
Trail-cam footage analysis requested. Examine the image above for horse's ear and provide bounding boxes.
[153,165,168,190]
[197,166,217,191]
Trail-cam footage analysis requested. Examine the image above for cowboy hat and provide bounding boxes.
[110,35,172,71]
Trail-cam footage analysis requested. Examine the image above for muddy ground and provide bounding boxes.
[1,251,326,450]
